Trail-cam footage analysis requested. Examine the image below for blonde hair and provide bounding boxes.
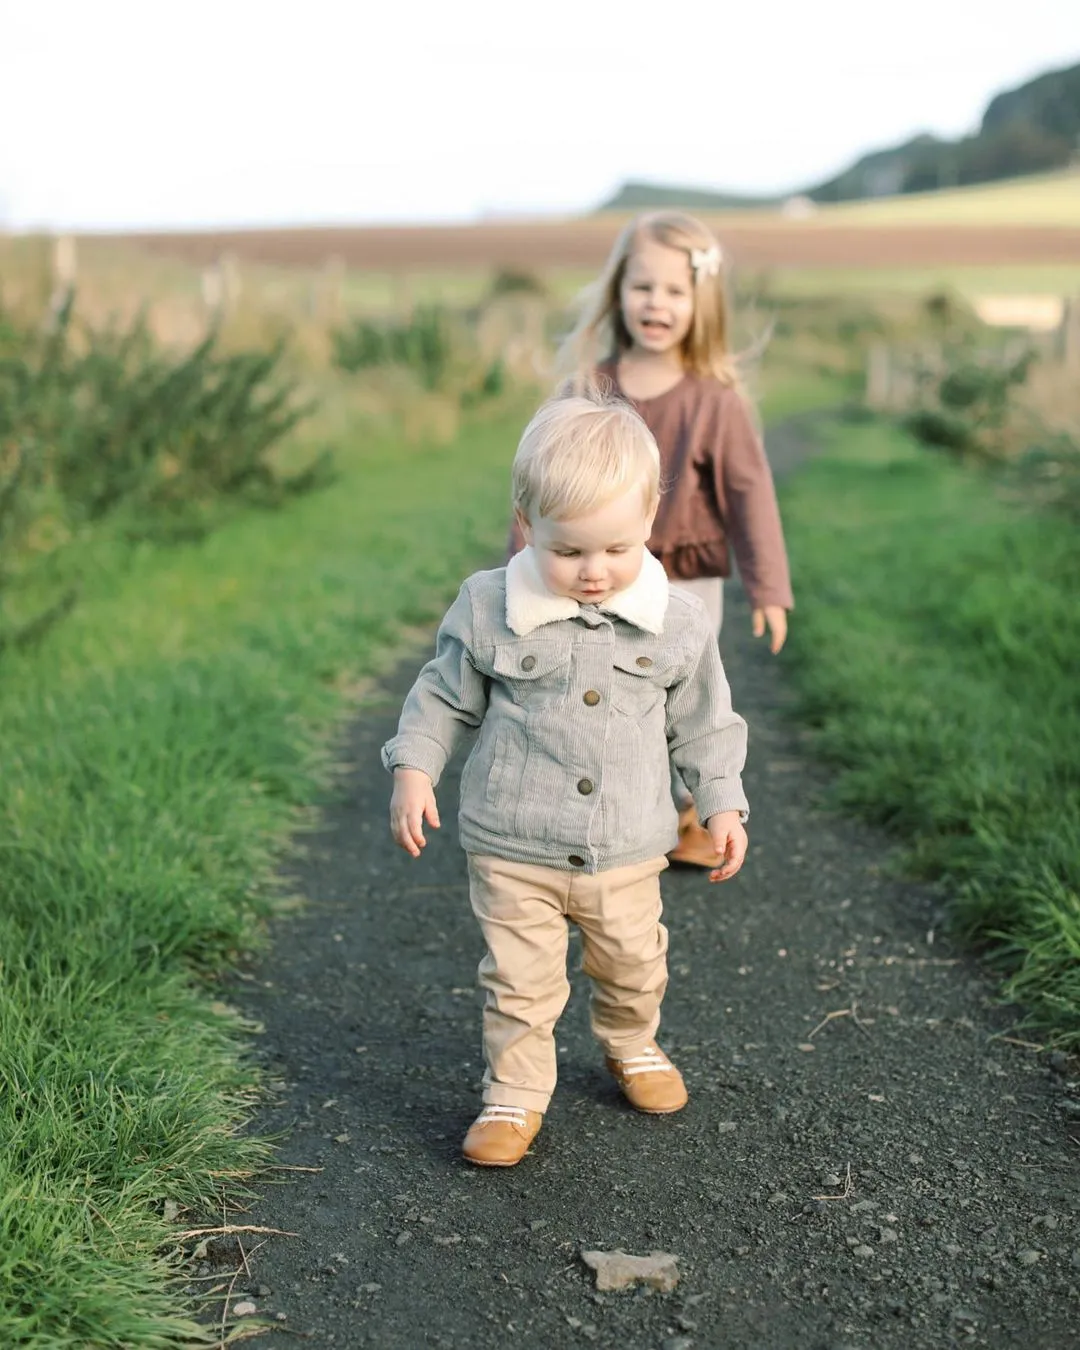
[558,211,744,390]
[512,384,660,523]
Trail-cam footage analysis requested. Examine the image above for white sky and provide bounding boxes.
[3,0,1079,231]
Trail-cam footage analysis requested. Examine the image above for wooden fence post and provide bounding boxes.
[1061,295,1080,373]
[866,342,891,409]
[45,234,77,327]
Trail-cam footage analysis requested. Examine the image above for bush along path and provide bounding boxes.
[223,421,1079,1350]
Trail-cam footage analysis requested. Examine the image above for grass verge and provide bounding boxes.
[0,393,535,1347]
[780,415,1080,1046]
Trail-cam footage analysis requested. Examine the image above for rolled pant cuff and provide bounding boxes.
[482,1085,550,1114]
[597,1032,660,1062]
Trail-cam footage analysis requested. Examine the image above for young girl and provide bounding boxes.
[385,391,749,1167]
[511,211,793,868]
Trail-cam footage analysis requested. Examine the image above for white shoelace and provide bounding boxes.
[476,1105,528,1127]
[613,1046,671,1076]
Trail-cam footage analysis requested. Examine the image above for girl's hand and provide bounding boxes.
[705,810,748,883]
[390,768,440,857]
[752,605,788,654]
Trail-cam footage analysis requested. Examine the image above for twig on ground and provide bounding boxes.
[177,1225,298,1241]
[218,1261,245,1349]
[874,956,961,967]
[991,1035,1046,1051]
[808,1002,871,1039]
[849,1003,872,1038]
[808,1008,851,1039]
[811,1161,854,1202]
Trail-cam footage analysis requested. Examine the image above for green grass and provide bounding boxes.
[780,416,1080,1046]
[809,168,1080,227]
[0,393,533,1347]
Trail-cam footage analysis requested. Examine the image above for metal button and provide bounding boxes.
[583,690,600,706]
[521,655,537,671]
[636,655,653,668]
[568,854,586,867]
[577,778,594,795]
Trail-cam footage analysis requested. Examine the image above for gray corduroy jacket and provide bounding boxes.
[381,548,749,873]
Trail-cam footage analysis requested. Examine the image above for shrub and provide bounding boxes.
[0,298,329,653]
[332,305,454,390]
[488,268,547,299]
[904,341,1036,461]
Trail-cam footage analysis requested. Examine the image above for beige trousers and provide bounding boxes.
[671,576,724,633]
[466,854,670,1113]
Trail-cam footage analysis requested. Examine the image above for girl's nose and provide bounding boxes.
[579,556,604,580]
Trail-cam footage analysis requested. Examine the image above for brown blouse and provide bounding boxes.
[509,366,794,611]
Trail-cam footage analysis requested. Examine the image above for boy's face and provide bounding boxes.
[517,487,658,607]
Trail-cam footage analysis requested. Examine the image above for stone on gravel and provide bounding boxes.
[1017,1249,1043,1267]
[580,1249,679,1292]
[231,1301,257,1317]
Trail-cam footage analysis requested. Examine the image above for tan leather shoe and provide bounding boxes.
[462,1105,543,1167]
[667,805,720,868]
[605,1044,689,1114]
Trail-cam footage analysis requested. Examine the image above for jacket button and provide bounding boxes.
[521,655,537,671]
[577,778,594,795]
[568,854,586,867]
[583,690,600,706]
[635,655,653,668]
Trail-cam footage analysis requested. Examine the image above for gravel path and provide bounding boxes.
[221,420,1079,1349]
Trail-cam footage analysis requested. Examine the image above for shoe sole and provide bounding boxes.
[623,1099,689,1114]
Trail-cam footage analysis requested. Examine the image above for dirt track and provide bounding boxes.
[216,419,1080,1349]
[116,221,1080,273]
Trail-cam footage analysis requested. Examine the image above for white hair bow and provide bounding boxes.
[690,245,722,280]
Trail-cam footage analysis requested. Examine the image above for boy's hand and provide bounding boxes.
[752,605,788,654]
[705,810,748,883]
[390,768,440,858]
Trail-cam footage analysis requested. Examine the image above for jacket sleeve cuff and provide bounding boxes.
[693,778,749,824]
[381,735,448,785]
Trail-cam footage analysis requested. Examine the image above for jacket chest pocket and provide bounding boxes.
[492,640,571,707]
[609,650,683,717]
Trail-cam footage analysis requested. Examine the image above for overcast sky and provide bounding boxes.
[3,0,1078,231]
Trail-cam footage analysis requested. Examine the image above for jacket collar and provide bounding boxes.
[505,546,669,637]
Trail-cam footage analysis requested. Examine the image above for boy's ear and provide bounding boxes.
[514,507,534,545]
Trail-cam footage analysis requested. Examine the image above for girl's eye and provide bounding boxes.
[554,550,578,558]
[607,547,628,555]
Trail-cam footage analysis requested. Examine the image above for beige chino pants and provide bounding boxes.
[466,854,670,1113]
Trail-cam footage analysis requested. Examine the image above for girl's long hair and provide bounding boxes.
[558,211,750,394]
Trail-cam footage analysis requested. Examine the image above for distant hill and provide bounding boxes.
[598,60,1080,211]
[597,181,780,212]
[810,61,1080,201]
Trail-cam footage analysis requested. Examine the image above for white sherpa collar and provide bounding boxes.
[505,546,669,637]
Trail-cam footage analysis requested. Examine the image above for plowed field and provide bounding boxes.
[113,220,1080,272]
